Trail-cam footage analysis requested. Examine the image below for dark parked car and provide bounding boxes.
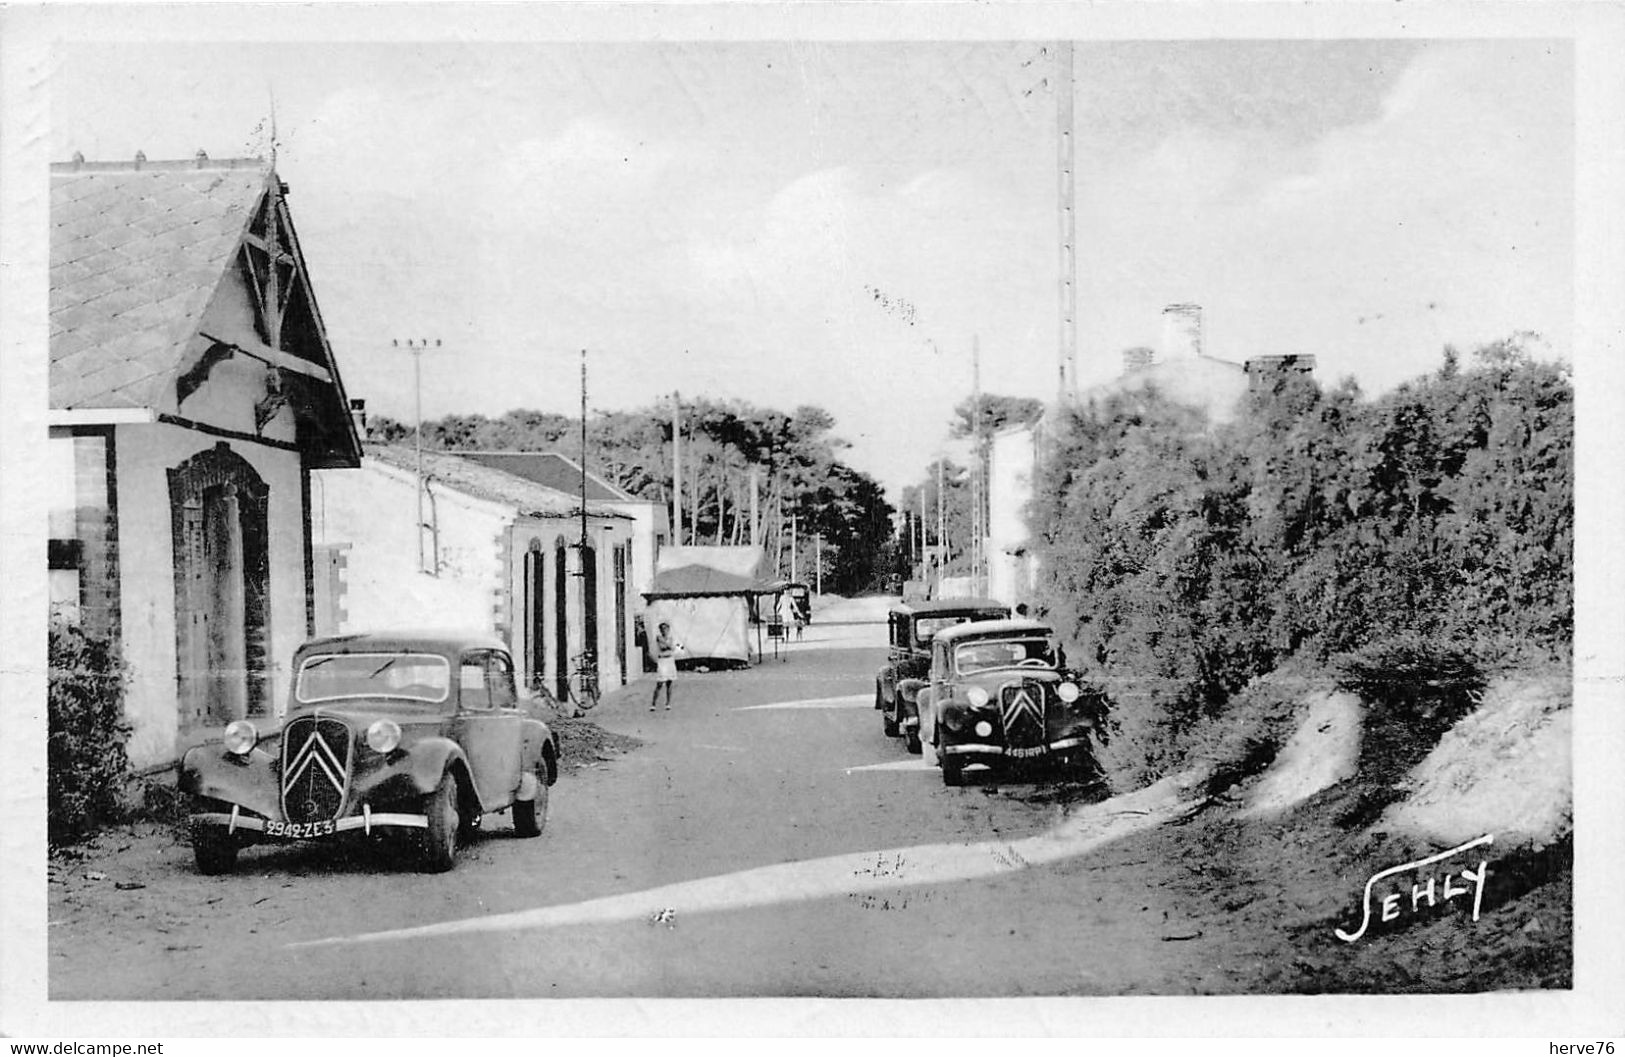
[907,618,1104,786]
[179,631,559,874]
[874,598,1009,752]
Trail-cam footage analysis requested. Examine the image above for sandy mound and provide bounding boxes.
[1241,690,1364,818]
[1379,673,1571,851]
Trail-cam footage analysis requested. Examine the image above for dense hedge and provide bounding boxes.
[1030,337,1572,788]
[48,622,133,843]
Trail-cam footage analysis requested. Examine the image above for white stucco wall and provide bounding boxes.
[311,459,506,634]
[1108,356,1249,425]
[505,515,636,693]
[313,460,638,693]
[114,386,305,769]
[987,424,1037,608]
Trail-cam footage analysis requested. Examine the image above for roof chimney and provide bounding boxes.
[195,149,209,168]
[1121,346,1155,374]
[1161,303,1203,360]
[134,150,146,170]
[71,151,85,170]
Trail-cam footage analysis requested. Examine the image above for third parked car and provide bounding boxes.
[874,598,1009,752]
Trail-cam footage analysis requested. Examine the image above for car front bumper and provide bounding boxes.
[940,735,1089,760]
[190,803,428,839]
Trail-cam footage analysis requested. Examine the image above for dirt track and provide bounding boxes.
[46,600,1571,1006]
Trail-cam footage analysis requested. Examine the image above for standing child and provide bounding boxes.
[652,621,679,710]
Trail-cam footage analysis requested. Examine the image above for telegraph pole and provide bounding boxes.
[936,458,945,596]
[579,349,591,664]
[392,338,440,573]
[972,336,983,588]
[671,389,683,546]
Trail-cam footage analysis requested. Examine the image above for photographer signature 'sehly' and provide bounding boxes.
[1335,834,1493,943]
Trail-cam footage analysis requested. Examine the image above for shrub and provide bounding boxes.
[1028,336,1570,787]
[48,621,132,843]
[1330,631,1486,824]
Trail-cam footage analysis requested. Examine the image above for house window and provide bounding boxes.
[48,430,116,637]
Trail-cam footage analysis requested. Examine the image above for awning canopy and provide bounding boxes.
[643,563,784,599]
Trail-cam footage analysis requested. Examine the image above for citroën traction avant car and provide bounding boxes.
[180,631,559,873]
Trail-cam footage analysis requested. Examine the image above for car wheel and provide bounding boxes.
[905,727,921,754]
[512,763,550,838]
[882,696,899,738]
[190,821,239,875]
[941,753,965,787]
[419,771,460,873]
[874,683,884,710]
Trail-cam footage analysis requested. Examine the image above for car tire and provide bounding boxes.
[882,696,899,738]
[419,771,460,873]
[190,821,238,875]
[512,763,550,838]
[874,682,884,710]
[941,753,965,787]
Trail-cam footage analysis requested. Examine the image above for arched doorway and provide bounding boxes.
[553,538,569,700]
[522,540,546,692]
[168,442,271,727]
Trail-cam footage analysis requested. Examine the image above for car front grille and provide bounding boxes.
[280,715,353,823]
[999,681,1047,748]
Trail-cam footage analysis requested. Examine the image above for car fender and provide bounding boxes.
[520,719,559,785]
[179,743,282,821]
[404,736,479,800]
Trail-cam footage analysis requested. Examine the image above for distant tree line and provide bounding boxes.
[1025,335,1572,786]
[369,399,896,595]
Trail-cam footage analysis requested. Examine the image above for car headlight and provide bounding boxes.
[366,719,402,754]
[941,705,969,733]
[974,720,993,738]
[965,686,990,707]
[1057,682,1081,703]
[223,720,257,756]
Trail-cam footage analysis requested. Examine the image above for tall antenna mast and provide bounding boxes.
[579,349,589,558]
[267,84,279,168]
[972,336,983,589]
[1057,40,1077,402]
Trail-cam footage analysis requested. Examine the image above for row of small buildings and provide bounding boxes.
[48,153,664,772]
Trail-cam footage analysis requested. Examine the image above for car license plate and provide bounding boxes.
[1007,746,1047,759]
[265,819,336,839]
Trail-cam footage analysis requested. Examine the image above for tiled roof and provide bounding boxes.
[366,445,631,520]
[452,450,634,502]
[50,157,268,410]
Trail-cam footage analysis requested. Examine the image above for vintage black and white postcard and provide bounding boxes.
[2,0,1621,1043]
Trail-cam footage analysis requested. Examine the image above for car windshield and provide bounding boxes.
[915,614,996,645]
[953,639,1056,674]
[295,652,451,704]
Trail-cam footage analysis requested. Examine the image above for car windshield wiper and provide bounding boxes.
[369,657,400,679]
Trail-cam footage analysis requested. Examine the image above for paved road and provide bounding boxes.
[48,600,1215,1001]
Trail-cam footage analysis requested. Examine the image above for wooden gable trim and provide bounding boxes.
[157,412,302,453]
[197,331,332,384]
[266,178,361,464]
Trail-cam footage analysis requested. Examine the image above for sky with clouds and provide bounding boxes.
[47,34,1573,496]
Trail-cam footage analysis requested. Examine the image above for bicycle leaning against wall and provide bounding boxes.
[567,651,600,713]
